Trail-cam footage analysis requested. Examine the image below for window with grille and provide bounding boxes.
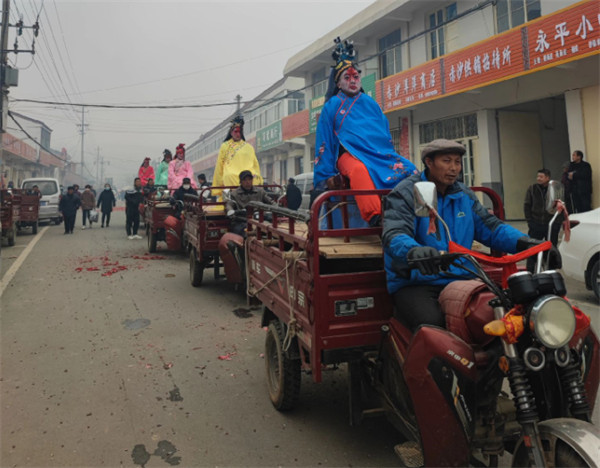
[419,114,477,144]
[428,3,457,59]
[379,29,402,78]
[311,68,327,99]
[496,0,541,33]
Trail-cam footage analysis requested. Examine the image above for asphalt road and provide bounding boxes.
[0,213,598,467]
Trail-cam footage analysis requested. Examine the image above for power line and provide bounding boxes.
[8,110,69,162]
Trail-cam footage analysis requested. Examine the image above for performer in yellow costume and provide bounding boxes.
[212,116,262,197]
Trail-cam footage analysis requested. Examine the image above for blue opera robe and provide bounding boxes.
[314,91,417,189]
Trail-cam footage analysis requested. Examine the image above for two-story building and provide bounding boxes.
[189,0,598,218]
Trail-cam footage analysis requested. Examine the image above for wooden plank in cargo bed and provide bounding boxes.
[259,220,383,259]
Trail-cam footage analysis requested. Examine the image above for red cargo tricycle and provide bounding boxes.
[245,185,599,467]
[1,189,21,246]
[144,191,185,253]
[183,186,237,287]
[16,190,40,234]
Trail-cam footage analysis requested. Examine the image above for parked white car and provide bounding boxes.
[559,207,600,300]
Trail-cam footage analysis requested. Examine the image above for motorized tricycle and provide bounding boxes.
[16,190,41,234]
[217,184,284,289]
[245,183,599,467]
[144,188,186,253]
[183,186,237,287]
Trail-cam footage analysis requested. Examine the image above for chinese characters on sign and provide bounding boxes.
[380,59,442,111]
[528,0,599,69]
[444,28,524,94]
[256,121,282,152]
[377,1,598,114]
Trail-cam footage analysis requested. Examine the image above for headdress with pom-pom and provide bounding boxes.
[325,37,361,101]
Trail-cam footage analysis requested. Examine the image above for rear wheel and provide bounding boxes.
[148,230,157,253]
[265,320,300,411]
[32,221,38,235]
[190,249,204,287]
[590,259,599,301]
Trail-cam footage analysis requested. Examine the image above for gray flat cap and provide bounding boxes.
[421,139,466,162]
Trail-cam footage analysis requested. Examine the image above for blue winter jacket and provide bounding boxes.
[382,172,525,294]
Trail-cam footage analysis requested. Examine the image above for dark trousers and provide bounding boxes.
[126,209,140,236]
[527,220,560,272]
[82,209,92,226]
[64,213,76,233]
[572,193,592,213]
[393,284,446,332]
[101,212,111,226]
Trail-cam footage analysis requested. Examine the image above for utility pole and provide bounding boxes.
[76,108,88,176]
[235,94,242,114]
[95,146,100,184]
[0,0,11,134]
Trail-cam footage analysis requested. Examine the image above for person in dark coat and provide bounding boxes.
[567,150,593,213]
[171,177,198,218]
[524,168,562,272]
[285,178,302,210]
[97,183,116,228]
[125,178,144,239]
[59,186,80,234]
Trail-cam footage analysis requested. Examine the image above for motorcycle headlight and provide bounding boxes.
[529,295,576,349]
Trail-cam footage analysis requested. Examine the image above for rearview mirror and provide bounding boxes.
[413,181,437,217]
[545,180,564,214]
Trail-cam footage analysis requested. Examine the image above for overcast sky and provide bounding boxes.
[7,0,375,186]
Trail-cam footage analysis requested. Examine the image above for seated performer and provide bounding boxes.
[314,37,417,227]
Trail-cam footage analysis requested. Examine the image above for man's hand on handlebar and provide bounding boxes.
[407,246,441,276]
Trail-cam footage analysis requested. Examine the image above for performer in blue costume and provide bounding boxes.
[314,37,417,226]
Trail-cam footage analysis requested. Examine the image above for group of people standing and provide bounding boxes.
[58,183,116,234]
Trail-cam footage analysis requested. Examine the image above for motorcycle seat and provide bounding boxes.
[439,280,496,346]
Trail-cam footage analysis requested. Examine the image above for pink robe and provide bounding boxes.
[168,158,197,190]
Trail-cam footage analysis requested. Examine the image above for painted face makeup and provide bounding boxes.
[338,67,361,96]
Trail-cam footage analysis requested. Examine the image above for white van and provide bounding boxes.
[292,172,313,210]
[21,178,62,224]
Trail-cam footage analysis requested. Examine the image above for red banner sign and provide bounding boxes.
[282,109,309,140]
[444,28,524,95]
[380,59,443,111]
[527,0,599,70]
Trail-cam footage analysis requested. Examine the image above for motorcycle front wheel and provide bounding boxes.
[511,418,599,467]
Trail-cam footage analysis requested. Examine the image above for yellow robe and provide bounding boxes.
[212,140,263,196]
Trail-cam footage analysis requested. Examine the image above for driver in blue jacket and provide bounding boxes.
[382,139,560,332]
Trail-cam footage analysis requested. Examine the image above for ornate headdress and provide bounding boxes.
[325,37,360,101]
[175,143,185,157]
[225,115,246,142]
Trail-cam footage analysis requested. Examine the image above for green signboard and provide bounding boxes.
[362,73,376,99]
[309,95,325,134]
[256,121,282,152]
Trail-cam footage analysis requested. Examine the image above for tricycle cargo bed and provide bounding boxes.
[246,190,393,382]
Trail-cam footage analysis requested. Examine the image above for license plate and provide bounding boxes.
[40,201,47,206]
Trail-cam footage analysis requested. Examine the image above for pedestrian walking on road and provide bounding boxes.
[125,178,144,239]
[80,185,96,229]
[567,150,593,213]
[97,183,116,228]
[59,186,80,234]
